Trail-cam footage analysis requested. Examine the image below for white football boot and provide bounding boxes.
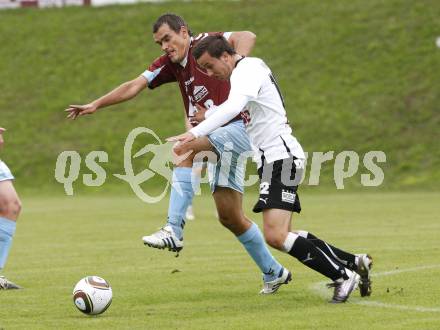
[0,276,22,290]
[260,268,292,294]
[327,268,360,303]
[142,225,183,256]
[356,254,373,297]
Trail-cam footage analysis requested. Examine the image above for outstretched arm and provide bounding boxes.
[65,76,148,119]
[228,31,256,56]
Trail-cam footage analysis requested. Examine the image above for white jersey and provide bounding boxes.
[229,57,304,166]
[191,57,305,167]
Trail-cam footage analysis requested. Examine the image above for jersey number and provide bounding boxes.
[260,182,270,195]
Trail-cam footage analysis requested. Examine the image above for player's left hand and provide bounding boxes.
[194,104,207,123]
[166,132,196,145]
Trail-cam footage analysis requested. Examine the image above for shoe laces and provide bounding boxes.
[153,227,173,239]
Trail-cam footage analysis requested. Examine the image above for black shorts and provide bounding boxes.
[253,157,302,213]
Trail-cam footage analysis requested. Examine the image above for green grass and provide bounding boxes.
[1,192,439,329]
[0,0,439,191]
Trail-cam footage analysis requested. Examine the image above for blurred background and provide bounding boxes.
[0,0,439,196]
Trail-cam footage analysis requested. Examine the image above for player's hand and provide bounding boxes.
[65,103,98,120]
[170,141,194,161]
[194,104,207,123]
[188,116,199,127]
[166,132,196,146]
[0,127,5,148]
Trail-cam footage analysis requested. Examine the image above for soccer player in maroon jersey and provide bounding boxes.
[66,14,291,293]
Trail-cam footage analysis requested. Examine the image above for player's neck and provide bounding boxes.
[179,39,192,67]
[232,54,244,68]
[184,38,191,57]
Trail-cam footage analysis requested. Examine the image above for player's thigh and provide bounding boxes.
[0,180,21,220]
[213,187,243,213]
[213,187,250,235]
[212,187,244,219]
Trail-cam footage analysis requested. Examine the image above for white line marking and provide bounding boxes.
[310,264,440,313]
[356,301,440,313]
[373,264,440,277]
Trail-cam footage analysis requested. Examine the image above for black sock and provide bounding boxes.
[289,236,347,281]
[306,232,357,270]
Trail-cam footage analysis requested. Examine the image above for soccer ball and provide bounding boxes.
[72,276,112,315]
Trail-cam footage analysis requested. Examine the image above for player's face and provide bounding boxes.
[153,23,190,63]
[196,52,232,80]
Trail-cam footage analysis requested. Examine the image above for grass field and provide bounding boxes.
[0,1,438,328]
[1,192,439,329]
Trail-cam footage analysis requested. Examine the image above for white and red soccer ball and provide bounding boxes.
[73,276,112,315]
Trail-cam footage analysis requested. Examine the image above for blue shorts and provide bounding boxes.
[0,161,14,182]
[207,120,252,194]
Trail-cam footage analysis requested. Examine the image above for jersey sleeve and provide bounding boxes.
[190,94,250,138]
[141,55,176,89]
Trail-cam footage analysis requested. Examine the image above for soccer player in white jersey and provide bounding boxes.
[66,14,291,294]
[0,128,22,290]
[169,35,373,302]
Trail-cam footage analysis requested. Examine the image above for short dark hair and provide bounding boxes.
[153,13,193,36]
[192,35,236,60]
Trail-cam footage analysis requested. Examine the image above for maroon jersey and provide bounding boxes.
[141,32,242,123]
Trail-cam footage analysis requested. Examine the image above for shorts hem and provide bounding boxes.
[253,201,301,214]
[211,184,244,195]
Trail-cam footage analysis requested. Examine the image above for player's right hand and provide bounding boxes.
[166,132,196,148]
[65,103,98,120]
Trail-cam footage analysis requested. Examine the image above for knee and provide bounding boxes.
[218,213,235,231]
[264,231,285,250]
[0,196,21,220]
[217,212,246,235]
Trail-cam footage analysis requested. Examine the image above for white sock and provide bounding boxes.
[282,232,299,252]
